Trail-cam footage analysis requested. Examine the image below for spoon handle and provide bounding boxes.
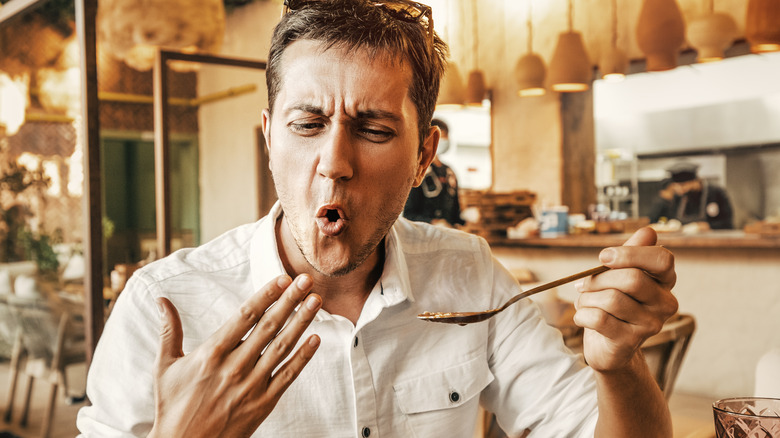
[499,265,610,311]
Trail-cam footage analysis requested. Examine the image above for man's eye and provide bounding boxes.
[289,121,324,134]
[358,127,394,142]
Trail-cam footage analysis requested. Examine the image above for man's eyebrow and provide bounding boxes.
[355,109,401,123]
[290,104,326,115]
[289,105,401,123]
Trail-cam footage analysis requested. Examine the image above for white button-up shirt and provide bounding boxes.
[77,203,598,437]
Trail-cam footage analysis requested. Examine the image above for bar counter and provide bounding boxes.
[493,230,780,250]
[488,230,780,400]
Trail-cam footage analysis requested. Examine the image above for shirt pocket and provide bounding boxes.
[393,354,494,437]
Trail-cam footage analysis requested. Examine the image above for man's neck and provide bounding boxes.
[275,215,385,325]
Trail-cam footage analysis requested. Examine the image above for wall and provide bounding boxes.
[198,1,278,242]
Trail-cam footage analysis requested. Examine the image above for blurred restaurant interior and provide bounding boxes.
[1,0,779,437]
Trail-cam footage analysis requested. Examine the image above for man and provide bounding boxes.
[77,1,678,437]
[667,161,734,230]
[403,118,465,227]
[648,178,677,224]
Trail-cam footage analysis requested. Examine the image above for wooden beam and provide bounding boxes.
[75,0,104,364]
[153,50,173,257]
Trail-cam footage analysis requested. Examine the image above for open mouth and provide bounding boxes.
[316,205,347,236]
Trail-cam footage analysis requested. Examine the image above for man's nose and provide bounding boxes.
[316,126,354,180]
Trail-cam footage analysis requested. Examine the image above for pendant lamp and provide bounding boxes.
[549,0,591,92]
[687,0,737,62]
[436,0,465,106]
[515,1,546,97]
[465,0,486,105]
[745,0,780,53]
[599,0,628,81]
[438,62,466,106]
[636,0,685,72]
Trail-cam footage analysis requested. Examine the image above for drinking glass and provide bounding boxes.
[713,397,780,438]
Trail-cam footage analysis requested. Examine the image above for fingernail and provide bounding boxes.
[297,274,313,289]
[600,248,616,264]
[277,275,292,288]
[574,281,584,292]
[155,299,165,318]
[309,335,321,348]
[305,294,320,311]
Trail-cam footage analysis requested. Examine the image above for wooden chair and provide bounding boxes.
[641,313,696,400]
[2,295,86,438]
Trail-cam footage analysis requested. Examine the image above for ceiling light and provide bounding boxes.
[599,0,628,81]
[745,0,780,53]
[515,1,546,97]
[549,0,591,92]
[636,0,686,71]
[687,0,738,63]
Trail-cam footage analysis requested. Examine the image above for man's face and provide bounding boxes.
[262,40,437,277]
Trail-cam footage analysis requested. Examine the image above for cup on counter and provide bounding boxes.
[539,206,569,238]
[713,397,780,437]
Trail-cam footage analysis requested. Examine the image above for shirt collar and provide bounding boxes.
[249,201,415,307]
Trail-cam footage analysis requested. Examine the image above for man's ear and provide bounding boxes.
[412,125,439,187]
[262,108,273,170]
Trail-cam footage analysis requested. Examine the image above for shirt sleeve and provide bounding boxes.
[76,273,160,437]
[480,254,598,437]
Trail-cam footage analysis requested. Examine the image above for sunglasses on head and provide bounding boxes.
[282,0,434,48]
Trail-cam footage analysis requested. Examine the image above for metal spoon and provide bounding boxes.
[417,265,610,325]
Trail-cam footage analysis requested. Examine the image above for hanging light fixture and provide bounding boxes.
[437,0,465,106]
[745,0,780,53]
[515,0,546,97]
[687,0,738,62]
[599,0,628,81]
[636,0,686,72]
[97,0,226,72]
[438,62,466,106]
[465,0,486,105]
[549,0,591,92]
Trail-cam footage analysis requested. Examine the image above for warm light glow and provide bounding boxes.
[0,73,29,136]
[518,87,545,97]
[602,73,626,82]
[752,43,780,53]
[551,83,589,92]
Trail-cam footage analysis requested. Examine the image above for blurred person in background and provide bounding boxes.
[403,118,465,227]
[666,162,733,230]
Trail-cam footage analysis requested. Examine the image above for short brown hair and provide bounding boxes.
[266,0,448,148]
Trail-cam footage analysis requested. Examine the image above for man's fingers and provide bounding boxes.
[253,292,321,378]
[597,227,676,288]
[156,297,184,372]
[206,275,293,353]
[265,334,321,397]
[620,226,658,247]
[241,275,316,359]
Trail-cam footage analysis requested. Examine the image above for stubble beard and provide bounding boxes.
[278,180,414,279]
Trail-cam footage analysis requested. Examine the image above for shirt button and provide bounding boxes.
[354,336,359,348]
[450,391,460,403]
[362,426,370,437]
